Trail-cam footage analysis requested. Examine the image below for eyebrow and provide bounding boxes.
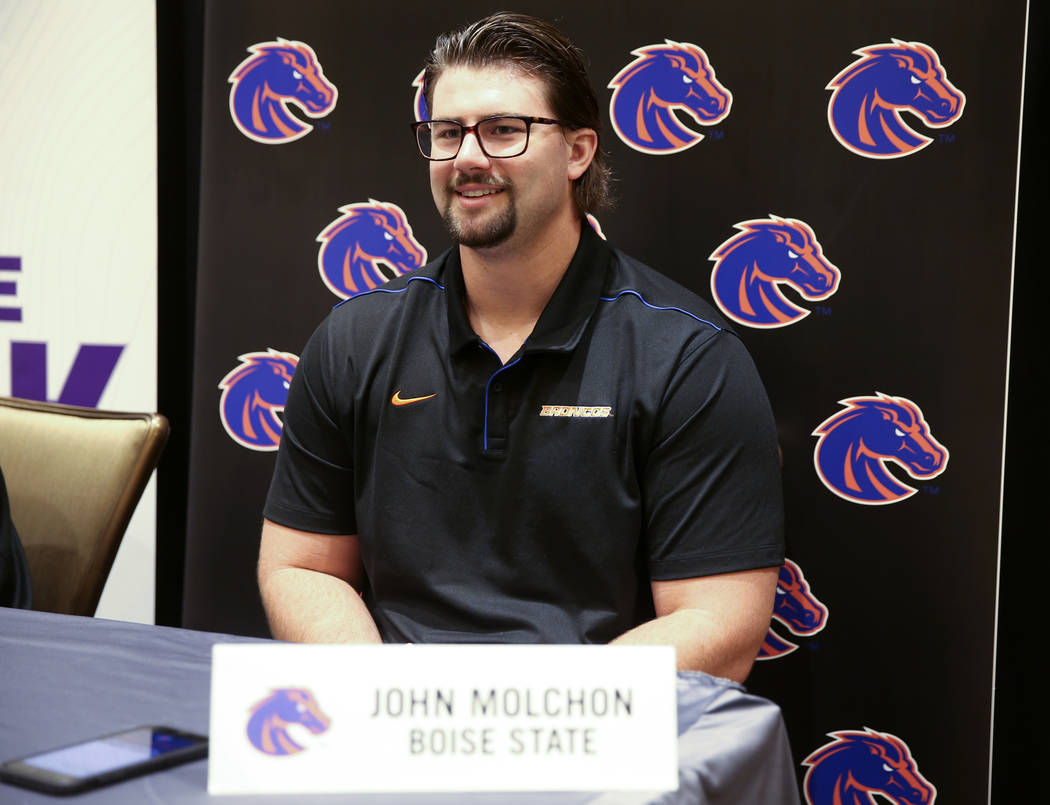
[431,112,529,123]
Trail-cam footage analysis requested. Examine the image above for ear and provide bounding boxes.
[564,127,598,182]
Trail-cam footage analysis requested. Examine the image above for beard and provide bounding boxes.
[441,174,516,249]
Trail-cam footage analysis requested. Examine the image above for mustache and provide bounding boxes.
[449,173,512,191]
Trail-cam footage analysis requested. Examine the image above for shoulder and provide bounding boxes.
[598,246,736,344]
[327,250,450,320]
[299,251,451,374]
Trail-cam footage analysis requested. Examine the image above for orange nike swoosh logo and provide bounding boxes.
[391,390,437,406]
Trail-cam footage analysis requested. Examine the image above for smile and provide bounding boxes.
[456,188,503,198]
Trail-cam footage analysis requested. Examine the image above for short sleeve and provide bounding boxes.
[644,329,784,579]
[263,316,358,534]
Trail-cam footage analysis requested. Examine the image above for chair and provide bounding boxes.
[0,396,169,616]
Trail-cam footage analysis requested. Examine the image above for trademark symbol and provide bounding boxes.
[937,133,955,144]
[317,121,331,131]
[708,129,724,140]
[923,485,940,495]
[813,306,832,316]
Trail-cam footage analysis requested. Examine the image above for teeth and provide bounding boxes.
[460,189,500,198]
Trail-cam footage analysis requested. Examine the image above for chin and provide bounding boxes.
[444,207,517,250]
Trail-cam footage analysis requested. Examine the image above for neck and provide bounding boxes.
[460,210,582,363]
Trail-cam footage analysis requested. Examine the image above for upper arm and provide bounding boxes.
[259,518,365,591]
[651,566,780,678]
[652,566,778,634]
[263,317,359,534]
[646,330,784,580]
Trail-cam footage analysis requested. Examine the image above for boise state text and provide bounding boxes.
[827,40,964,159]
[813,393,948,505]
[229,38,338,144]
[218,349,298,451]
[709,216,839,328]
[608,40,731,154]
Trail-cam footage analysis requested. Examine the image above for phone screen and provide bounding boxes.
[20,728,198,779]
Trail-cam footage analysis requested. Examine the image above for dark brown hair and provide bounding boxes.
[422,11,613,213]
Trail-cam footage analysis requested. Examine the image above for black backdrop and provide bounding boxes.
[155,1,1042,801]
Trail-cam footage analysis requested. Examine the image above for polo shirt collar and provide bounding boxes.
[445,223,612,356]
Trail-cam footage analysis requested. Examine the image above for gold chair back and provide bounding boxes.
[0,397,169,615]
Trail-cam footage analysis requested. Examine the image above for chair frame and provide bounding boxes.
[0,396,169,616]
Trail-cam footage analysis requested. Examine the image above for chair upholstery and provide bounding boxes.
[0,396,169,616]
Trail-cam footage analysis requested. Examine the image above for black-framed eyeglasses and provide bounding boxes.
[411,116,563,161]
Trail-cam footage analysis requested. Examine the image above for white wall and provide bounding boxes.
[0,0,158,622]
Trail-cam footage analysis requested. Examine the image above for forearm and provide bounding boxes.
[260,566,382,644]
[613,568,779,682]
[611,608,759,681]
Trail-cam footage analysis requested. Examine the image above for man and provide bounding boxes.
[259,12,783,682]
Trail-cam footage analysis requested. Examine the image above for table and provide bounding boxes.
[0,608,799,803]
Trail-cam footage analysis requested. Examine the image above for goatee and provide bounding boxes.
[442,175,515,249]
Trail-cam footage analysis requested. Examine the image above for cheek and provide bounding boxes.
[429,165,447,200]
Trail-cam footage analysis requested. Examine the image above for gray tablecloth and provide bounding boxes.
[0,608,799,804]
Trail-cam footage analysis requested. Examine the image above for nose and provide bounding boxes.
[453,129,490,171]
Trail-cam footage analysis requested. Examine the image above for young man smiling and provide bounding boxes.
[259,13,784,683]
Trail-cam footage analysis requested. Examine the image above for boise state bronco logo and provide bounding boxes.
[757,559,828,660]
[709,216,840,328]
[586,214,606,240]
[412,69,428,121]
[317,200,427,299]
[609,41,731,154]
[228,38,338,144]
[827,40,965,159]
[813,393,948,505]
[218,349,299,451]
[803,728,936,805]
[246,688,331,756]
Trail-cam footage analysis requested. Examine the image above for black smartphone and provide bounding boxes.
[0,725,208,796]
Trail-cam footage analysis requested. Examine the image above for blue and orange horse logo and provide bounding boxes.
[412,69,428,122]
[813,394,948,505]
[229,38,338,144]
[317,200,428,299]
[709,216,840,328]
[803,728,936,804]
[609,41,731,154]
[827,40,965,159]
[586,214,606,240]
[218,350,299,451]
[757,559,828,660]
[246,688,331,756]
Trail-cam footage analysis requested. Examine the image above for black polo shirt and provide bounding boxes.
[264,225,783,644]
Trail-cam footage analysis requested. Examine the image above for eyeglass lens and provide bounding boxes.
[418,117,530,159]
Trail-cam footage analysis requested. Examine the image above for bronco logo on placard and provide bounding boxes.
[709,216,839,328]
[608,41,731,154]
[218,349,299,451]
[247,688,331,756]
[317,200,428,299]
[757,559,828,661]
[803,728,937,804]
[813,393,948,505]
[229,38,338,144]
[827,40,965,159]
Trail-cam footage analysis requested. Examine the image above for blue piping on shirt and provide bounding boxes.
[481,347,522,451]
[332,275,445,309]
[598,289,723,331]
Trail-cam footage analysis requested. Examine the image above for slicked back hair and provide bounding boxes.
[422,12,613,213]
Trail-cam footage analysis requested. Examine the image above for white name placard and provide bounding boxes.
[208,644,678,795]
